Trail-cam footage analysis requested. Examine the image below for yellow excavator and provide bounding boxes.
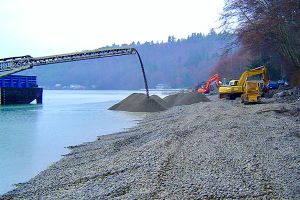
[219,66,268,103]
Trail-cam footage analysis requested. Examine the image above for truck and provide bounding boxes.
[219,66,268,102]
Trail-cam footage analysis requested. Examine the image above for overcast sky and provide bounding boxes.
[0,0,224,58]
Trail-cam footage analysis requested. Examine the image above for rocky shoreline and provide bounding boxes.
[1,96,299,199]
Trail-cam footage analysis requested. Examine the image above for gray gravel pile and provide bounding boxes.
[276,87,300,103]
[109,92,209,112]
[267,87,300,103]
[2,96,299,199]
[163,92,210,106]
[108,93,169,112]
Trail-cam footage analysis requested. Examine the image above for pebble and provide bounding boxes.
[1,96,299,199]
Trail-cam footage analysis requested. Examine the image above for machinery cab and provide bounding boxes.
[229,80,239,86]
[219,79,243,99]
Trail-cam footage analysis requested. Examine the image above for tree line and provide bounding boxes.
[213,0,300,85]
[22,32,233,89]
[18,1,299,89]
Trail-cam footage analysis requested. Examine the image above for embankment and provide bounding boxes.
[1,96,299,199]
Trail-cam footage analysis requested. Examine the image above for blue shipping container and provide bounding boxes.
[0,75,37,88]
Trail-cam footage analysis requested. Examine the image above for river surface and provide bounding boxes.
[0,90,163,194]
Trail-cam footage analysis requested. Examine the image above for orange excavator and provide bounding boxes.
[197,74,220,93]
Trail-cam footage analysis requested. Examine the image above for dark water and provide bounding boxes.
[0,90,149,194]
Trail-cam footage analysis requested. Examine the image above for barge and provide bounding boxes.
[0,75,43,105]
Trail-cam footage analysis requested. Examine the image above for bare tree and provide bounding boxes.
[221,0,300,72]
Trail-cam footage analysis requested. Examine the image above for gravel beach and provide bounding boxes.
[1,96,300,199]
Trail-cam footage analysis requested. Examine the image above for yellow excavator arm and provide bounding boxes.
[237,66,268,87]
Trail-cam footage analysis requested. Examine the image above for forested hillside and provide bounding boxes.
[20,31,233,89]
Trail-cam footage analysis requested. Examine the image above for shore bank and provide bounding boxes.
[2,96,299,199]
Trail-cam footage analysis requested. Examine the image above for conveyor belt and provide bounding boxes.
[0,47,149,97]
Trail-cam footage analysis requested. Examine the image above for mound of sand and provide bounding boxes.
[163,92,210,106]
[109,93,169,112]
[109,92,210,112]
